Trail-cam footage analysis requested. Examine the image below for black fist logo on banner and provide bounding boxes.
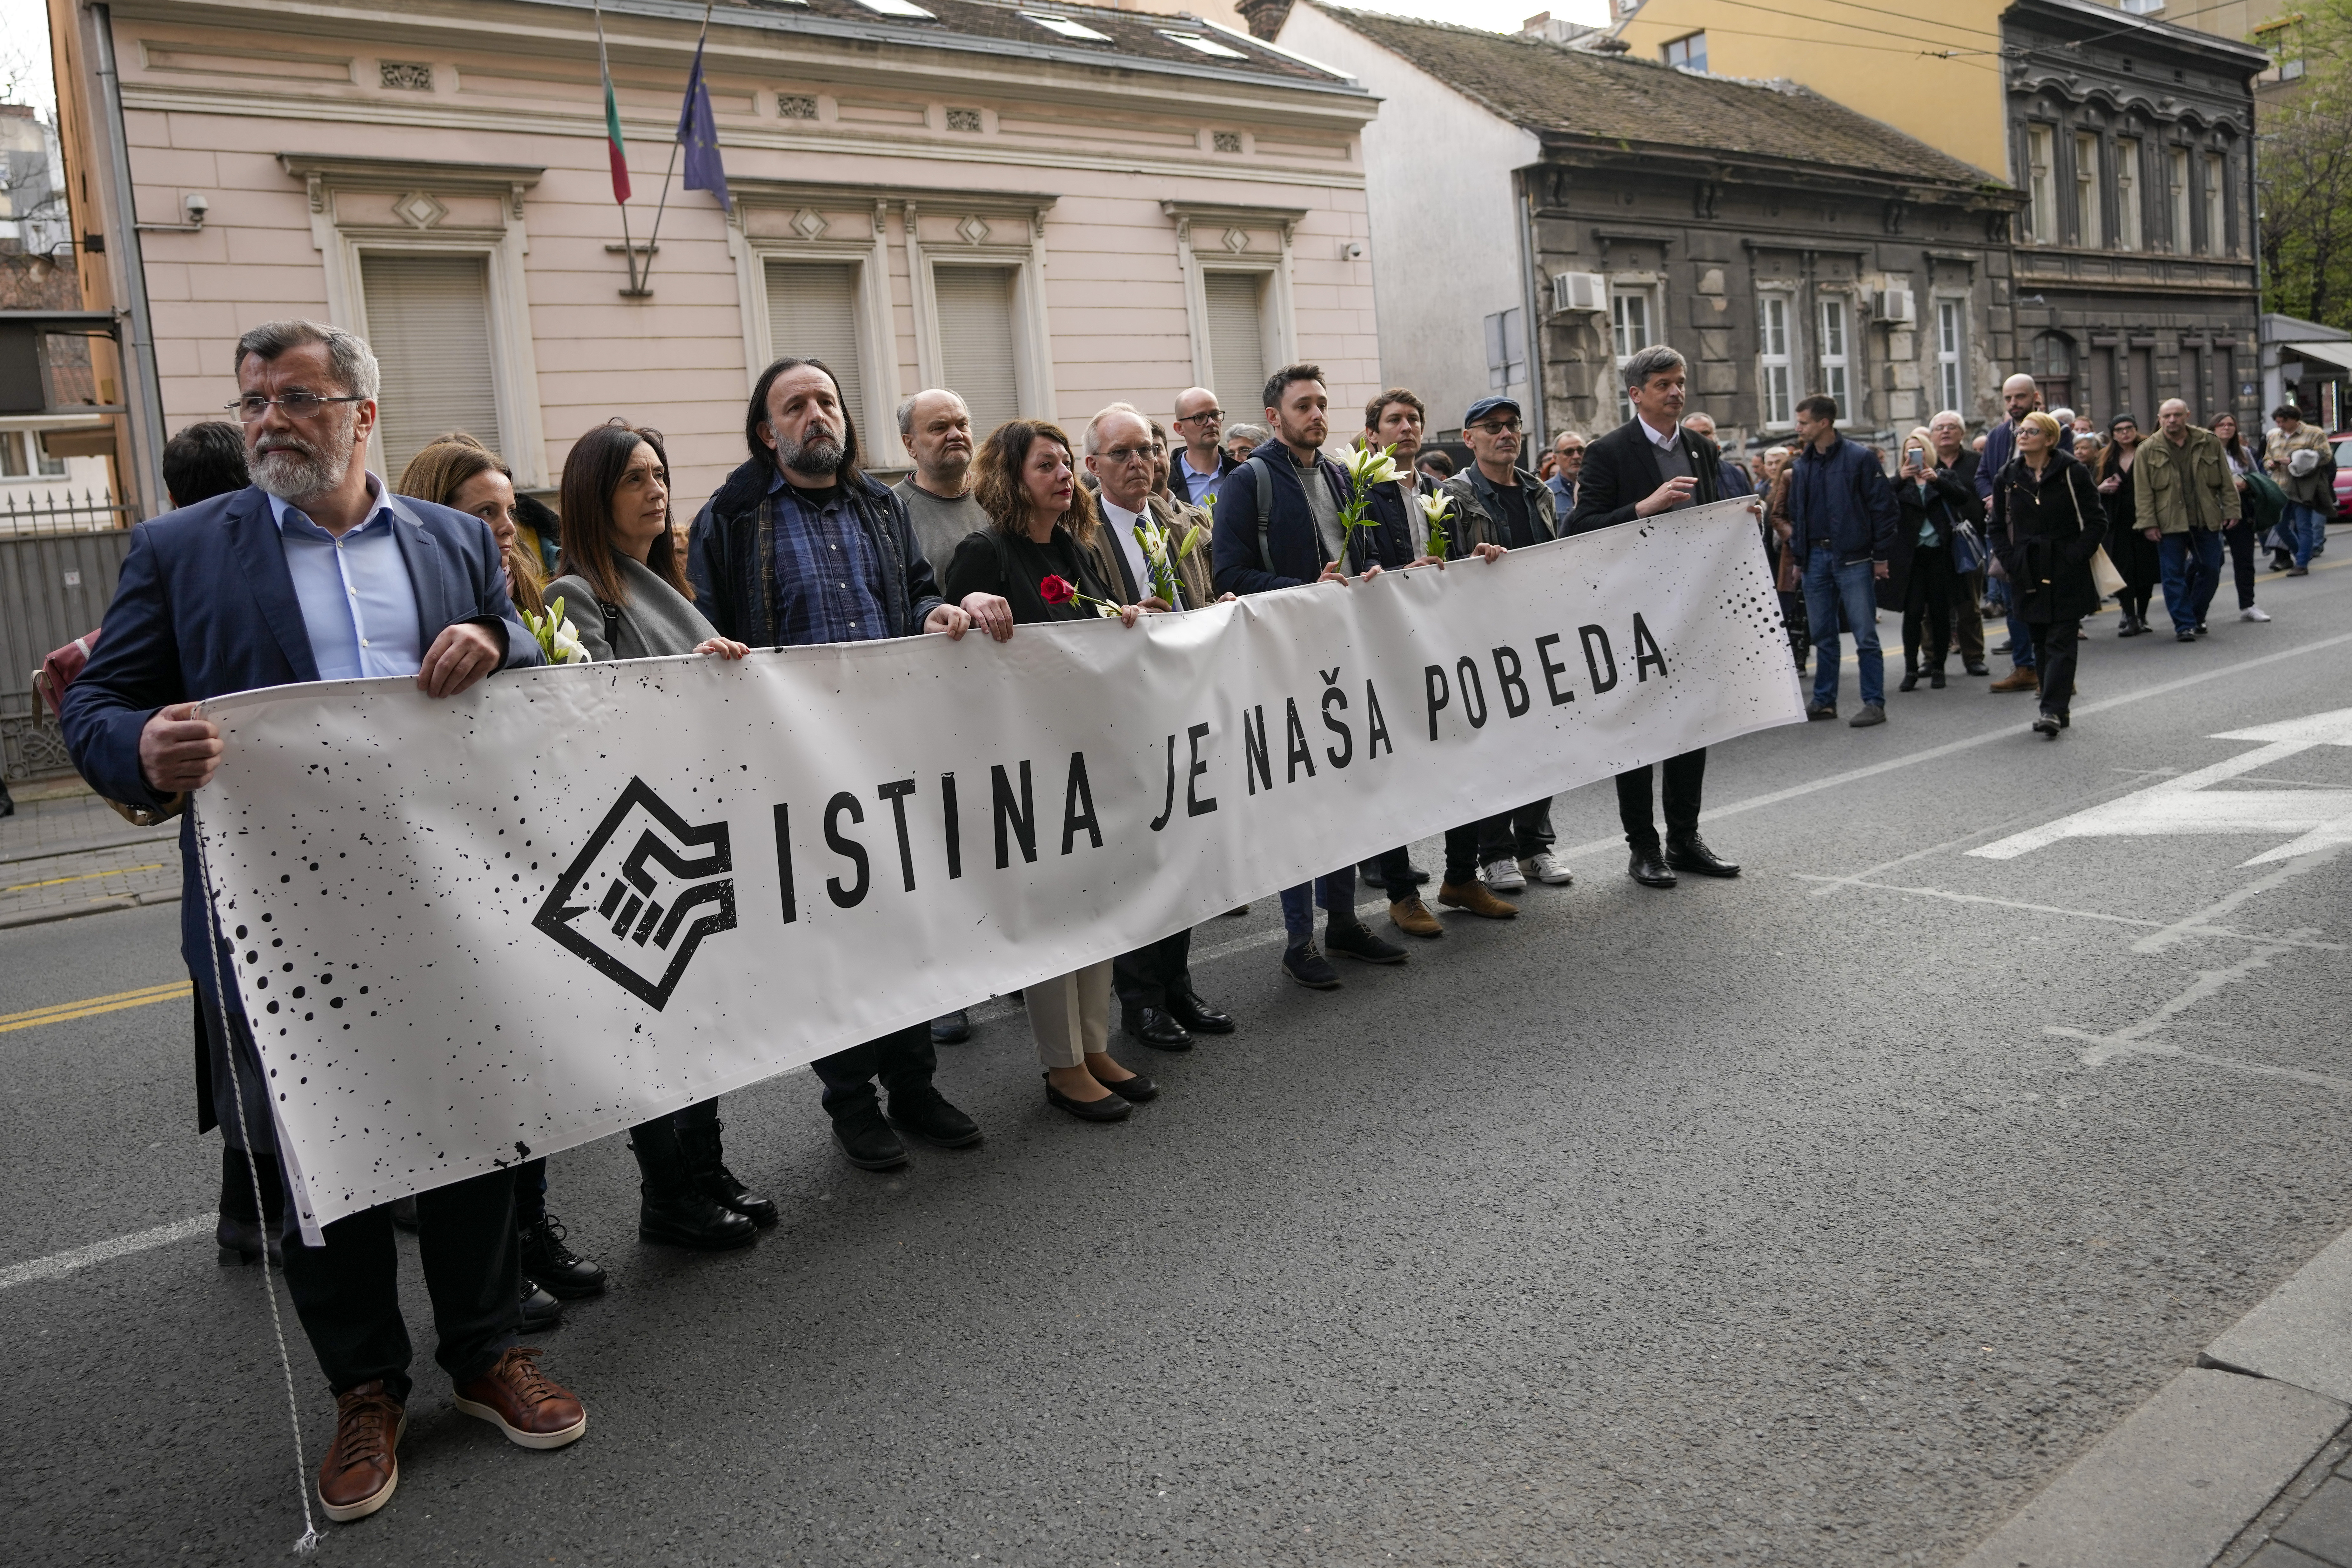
[533,778,737,1009]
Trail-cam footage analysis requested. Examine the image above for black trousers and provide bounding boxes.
[2225,520,2258,610]
[1444,814,1513,884]
[1618,749,1706,852]
[1902,545,1955,671]
[2030,618,2081,716]
[1477,798,1556,863]
[1113,928,1195,1016]
[281,1164,521,1402]
[811,1022,936,1117]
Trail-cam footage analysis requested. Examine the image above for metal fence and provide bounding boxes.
[1,520,136,781]
[0,488,133,536]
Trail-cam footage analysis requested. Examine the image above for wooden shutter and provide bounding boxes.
[765,261,866,424]
[1203,271,1266,422]
[932,264,1020,436]
[359,252,501,485]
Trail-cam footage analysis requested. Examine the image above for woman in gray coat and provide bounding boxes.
[546,421,767,1252]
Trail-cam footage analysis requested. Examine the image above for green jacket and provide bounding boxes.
[2136,426,2241,534]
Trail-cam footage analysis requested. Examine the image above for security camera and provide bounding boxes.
[1340,240,1366,261]
[183,192,209,224]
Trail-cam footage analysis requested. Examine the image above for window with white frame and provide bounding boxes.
[1758,294,1793,427]
[2169,147,2192,251]
[1612,287,1655,420]
[2074,132,2103,248]
[933,264,1021,436]
[359,251,502,482]
[1936,298,1966,414]
[1818,296,1851,415]
[2115,138,2143,251]
[1202,270,1270,426]
[2204,151,2227,254]
[2027,125,2056,242]
[764,259,868,429]
[1484,307,1526,392]
[1663,31,1706,70]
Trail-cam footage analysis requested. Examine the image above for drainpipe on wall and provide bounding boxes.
[89,4,166,519]
[1515,170,1549,450]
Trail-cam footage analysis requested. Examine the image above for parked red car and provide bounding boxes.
[2335,434,2352,518]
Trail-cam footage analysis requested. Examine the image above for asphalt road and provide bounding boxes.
[7,561,2352,1567]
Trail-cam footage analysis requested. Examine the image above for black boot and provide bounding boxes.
[1898,665,1920,693]
[679,1119,778,1229]
[631,1121,756,1250]
[519,1212,607,1297]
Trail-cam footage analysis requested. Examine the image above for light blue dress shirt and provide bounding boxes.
[1174,449,1223,508]
[268,476,425,680]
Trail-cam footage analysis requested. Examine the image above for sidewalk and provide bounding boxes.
[1955,1226,2352,1568]
[0,778,182,929]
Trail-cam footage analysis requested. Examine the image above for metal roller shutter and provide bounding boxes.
[359,252,501,484]
[1203,271,1267,424]
[765,261,865,425]
[932,264,1020,437]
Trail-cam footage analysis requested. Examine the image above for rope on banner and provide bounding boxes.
[193,794,322,1556]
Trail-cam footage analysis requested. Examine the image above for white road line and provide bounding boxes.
[2042,932,2352,1094]
[1784,875,2347,951]
[1545,629,2352,863]
[2132,848,2347,954]
[0,1215,212,1293]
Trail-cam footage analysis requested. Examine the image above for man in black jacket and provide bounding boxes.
[1562,344,1742,889]
[1209,363,1410,988]
[687,356,1011,1173]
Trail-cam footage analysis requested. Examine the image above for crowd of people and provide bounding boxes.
[55,313,2332,1528]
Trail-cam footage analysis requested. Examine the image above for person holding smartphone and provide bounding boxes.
[1890,426,1980,691]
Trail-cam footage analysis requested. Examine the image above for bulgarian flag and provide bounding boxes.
[595,2,630,203]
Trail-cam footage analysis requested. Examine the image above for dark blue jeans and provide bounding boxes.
[2287,502,2329,568]
[2158,530,2224,633]
[1802,549,1885,708]
[1281,868,1357,947]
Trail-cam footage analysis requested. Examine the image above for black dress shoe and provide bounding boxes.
[519,1213,606,1298]
[679,1123,779,1228]
[1125,1007,1194,1051]
[1628,848,1678,888]
[637,1186,757,1250]
[1665,834,1740,878]
[929,1009,972,1045]
[1045,1078,1132,1122]
[1092,1072,1157,1103]
[216,1214,284,1269]
[886,1086,983,1149]
[1966,661,1989,676]
[519,1279,563,1333]
[1357,861,1387,890]
[828,1104,910,1171]
[1898,670,1920,693]
[1167,990,1235,1035]
[1324,916,1407,965]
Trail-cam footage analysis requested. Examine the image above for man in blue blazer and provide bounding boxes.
[60,320,578,1526]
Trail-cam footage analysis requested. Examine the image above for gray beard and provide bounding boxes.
[778,428,844,476]
[250,440,351,502]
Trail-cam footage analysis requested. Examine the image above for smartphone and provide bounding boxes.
[1906,446,1926,467]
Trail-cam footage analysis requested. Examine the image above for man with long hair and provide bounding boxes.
[686,357,1011,1173]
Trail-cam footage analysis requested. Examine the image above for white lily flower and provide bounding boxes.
[1424,491,1456,526]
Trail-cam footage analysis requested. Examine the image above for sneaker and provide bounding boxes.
[317,1382,406,1524]
[1281,941,1342,990]
[1480,857,1526,891]
[2241,606,2271,622]
[1806,702,1837,720]
[2194,622,2209,636]
[1520,851,1573,886]
[1324,917,1408,965]
[452,1347,588,1450]
[1848,704,1886,727]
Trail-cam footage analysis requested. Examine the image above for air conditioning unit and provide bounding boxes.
[1871,288,1917,325]
[1551,271,1607,313]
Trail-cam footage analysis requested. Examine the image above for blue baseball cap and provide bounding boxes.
[1464,395,1522,427]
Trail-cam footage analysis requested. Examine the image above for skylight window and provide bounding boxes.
[1158,30,1247,58]
[1024,11,1113,42]
[848,0,935,18]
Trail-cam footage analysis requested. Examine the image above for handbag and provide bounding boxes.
[1948,520,1987,577]
[2089,546,2125,598]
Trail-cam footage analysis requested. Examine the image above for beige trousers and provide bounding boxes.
[1025,960,1113,1070]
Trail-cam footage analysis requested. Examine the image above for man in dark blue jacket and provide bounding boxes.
[61,320,576,1527]
[1210,363,1409,988]
[1786,395,1900,726]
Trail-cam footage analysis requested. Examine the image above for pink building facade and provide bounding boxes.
[62,0,1379,513]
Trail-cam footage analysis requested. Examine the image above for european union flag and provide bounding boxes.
[677,39,729,212]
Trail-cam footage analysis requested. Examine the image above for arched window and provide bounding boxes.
[2032,330,2075,411]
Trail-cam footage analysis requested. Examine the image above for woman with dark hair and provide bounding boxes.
[940,420,1157,1123]
[2094,414,2157,636]
[1991,412,2106,738]
[544,420,773,1253]
[2212,412,2275,623]
[398,432,545,619]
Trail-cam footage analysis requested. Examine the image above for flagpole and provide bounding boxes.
[638,0,716,293]
[592,0,640,295]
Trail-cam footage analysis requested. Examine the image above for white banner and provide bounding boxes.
[194,501,1799,1236]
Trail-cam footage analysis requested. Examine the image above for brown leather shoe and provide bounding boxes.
[1437,880,1519,919]
[1388,896,1444,938]
[1989,667,2040,693]
[317,1380,405,1523]
[452,1347,587,1450]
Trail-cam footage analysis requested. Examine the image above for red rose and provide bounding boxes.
[1038,574,1076,605]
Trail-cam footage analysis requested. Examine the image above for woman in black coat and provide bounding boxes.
[1991,412,2107,738]
[1888,423,1982,691]
[2094,414,2160,636]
